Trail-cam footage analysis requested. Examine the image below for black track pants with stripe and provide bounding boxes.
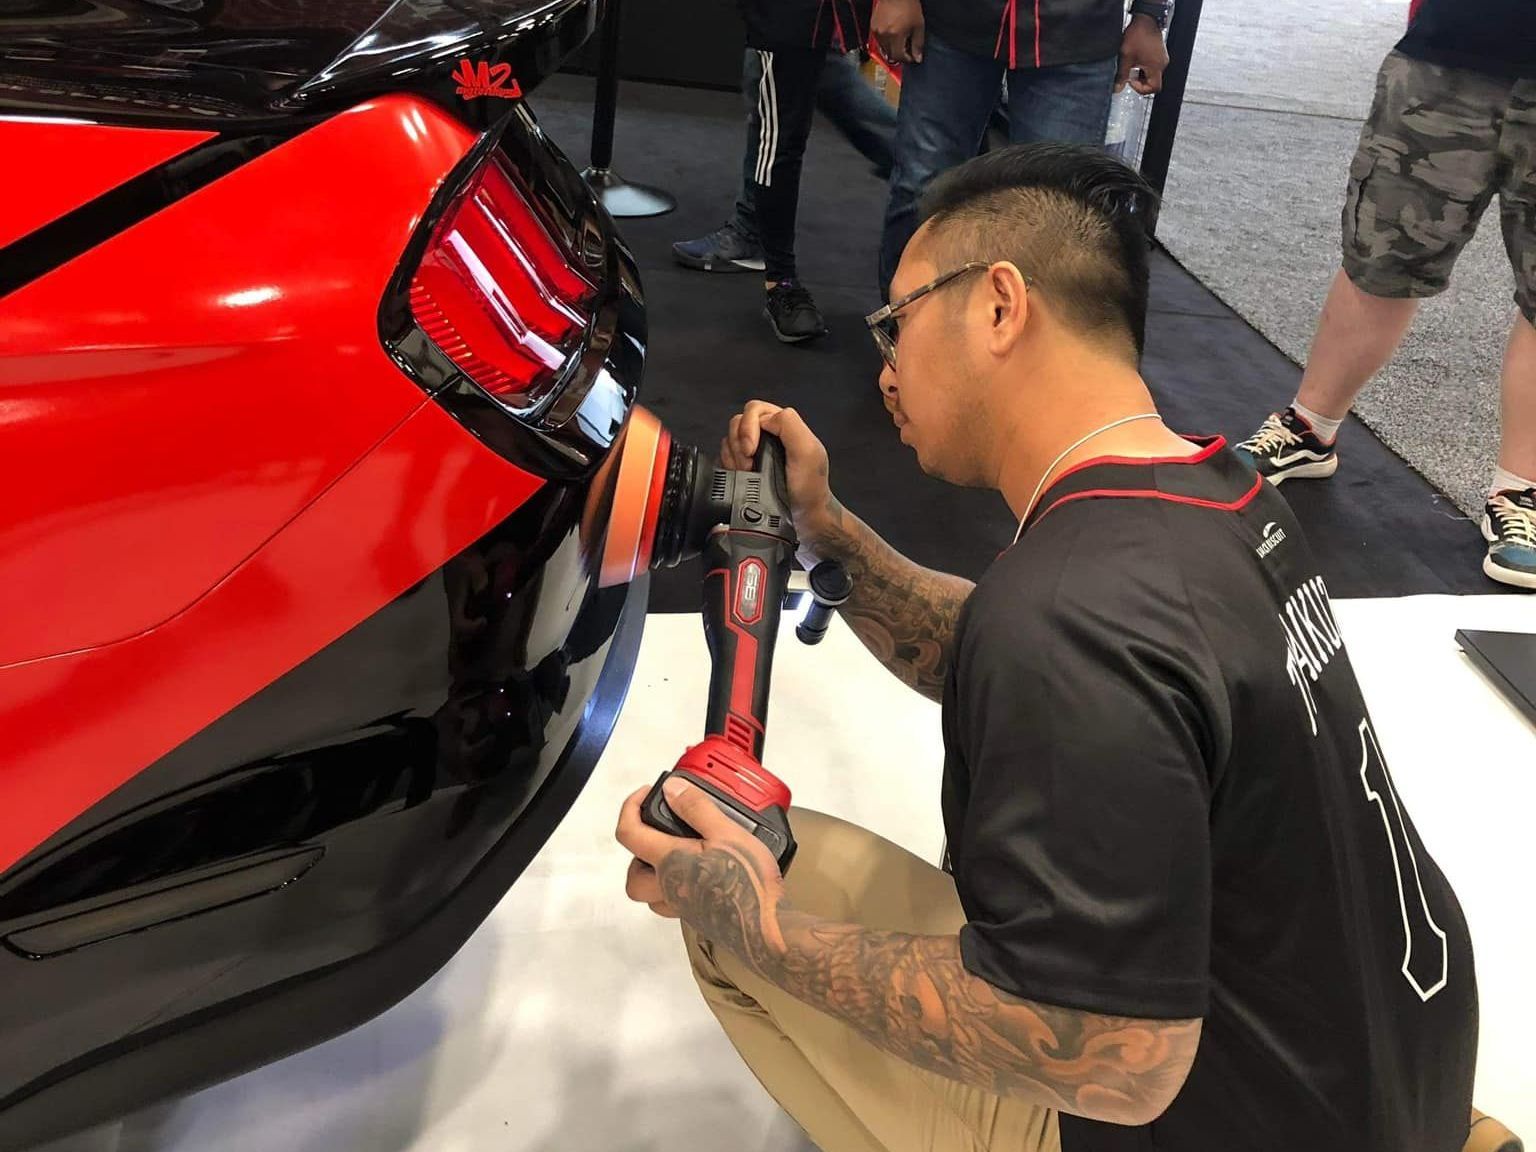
[744,46,827,283]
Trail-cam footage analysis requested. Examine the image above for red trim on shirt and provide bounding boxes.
[1031,472,1264,532]
[1048,435,1227,490]
[995,1,1014,68]
[1034,0,1042,67]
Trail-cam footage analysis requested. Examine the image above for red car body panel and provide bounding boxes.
[0,97,476,666]
[0,397,542,873]
[0,97,547,873]
[0,121,214,249]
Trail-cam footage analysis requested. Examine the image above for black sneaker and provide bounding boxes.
[1234,407,1340,485]
[1482,488,1536,590]
[671,221,764,273]
[763,280,827,344]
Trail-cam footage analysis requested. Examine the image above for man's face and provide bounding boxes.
[879,237,990,486]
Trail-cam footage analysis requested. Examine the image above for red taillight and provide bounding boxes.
[409,154,596,409]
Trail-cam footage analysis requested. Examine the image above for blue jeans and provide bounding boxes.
[878,35,1118,296]
[732,49,899,244]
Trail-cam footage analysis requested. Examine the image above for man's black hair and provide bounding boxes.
[916,143,1159,359]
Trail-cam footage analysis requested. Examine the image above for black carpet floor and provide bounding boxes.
[530,75,1497,612]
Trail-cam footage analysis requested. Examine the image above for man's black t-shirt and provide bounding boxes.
[940,440,1478,1152]
[1396,0,1536,79]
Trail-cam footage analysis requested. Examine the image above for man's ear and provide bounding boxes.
[985,263,1030,354]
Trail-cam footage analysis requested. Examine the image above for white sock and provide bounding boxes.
[1291,400,1344,445]
[1489,467,1536,500]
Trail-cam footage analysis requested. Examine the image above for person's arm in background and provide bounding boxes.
[720,402,973,703]
[1118,5,1170,94]
[873,0,925,64]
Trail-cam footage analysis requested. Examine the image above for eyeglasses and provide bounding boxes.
[864,261,1026,370]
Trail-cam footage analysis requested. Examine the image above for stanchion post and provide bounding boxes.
[582,0,676,218]
[588,0,621,172]
[1139,0,1204,237]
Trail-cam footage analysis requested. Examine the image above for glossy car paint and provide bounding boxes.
[0,98,475,668]
[0,121,213,249]
[0,97,494,864]
[0,2,647,1142]
[0,0,595,126]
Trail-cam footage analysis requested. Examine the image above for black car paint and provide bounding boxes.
[0,0,595,127]
[0,489,645,1149]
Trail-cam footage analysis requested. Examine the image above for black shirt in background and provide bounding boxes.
[1397,0,1536,79]
[922,0,1123,70]
[940,442,1478,1152]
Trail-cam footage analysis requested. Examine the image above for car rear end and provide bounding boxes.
[0,3,652,1145]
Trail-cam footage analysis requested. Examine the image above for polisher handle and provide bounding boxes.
[701,528,793,760]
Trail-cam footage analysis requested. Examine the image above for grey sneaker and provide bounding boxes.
[671,220,765,273]
[1235,407,1340,485]
[1482,487,1536,590]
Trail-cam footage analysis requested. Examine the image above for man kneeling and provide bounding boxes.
[618,144,1496,1152]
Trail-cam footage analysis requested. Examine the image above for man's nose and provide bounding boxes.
[878,364,898,396]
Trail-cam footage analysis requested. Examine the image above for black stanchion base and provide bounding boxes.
[582,167,676,218]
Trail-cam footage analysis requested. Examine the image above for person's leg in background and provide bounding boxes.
[816,51,899,180]
[733,47,766,246]
[684,809,1061,1152]
[1235,52,1505,497]
[878,34,1004,298]
[1003,55,1117,146]
[1482,79,1536,588]
[751,46,832,344]
[672,48,768,274]
[676,49,897,278]
[1290,271,1420,434]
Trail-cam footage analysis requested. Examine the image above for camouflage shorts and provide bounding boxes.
[1344,50,1536,325]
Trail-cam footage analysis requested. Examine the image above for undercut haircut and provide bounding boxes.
[917,143,1158,360]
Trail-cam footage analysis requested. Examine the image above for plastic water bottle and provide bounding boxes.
[1106,0,1171,165]
[1105,84,1152,164]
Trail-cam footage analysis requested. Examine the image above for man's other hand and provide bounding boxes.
[617,777,789,969]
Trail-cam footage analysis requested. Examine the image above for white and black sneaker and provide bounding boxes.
[1235,407,1340,485]
[1482,488,1536,590]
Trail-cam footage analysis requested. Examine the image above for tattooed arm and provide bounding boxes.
[720,402,974,702]
[812,499,974,702]
[619,783,1203,1127]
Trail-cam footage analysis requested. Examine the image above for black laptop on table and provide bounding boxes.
[1455,630,1536,730]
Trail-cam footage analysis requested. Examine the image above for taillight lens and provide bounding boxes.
[409,154,596,409]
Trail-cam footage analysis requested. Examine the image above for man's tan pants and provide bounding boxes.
[682,808,1061,1152]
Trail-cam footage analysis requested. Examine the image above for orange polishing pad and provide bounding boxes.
[599,405,671,588]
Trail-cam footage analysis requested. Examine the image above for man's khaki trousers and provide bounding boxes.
[682,808,1061,1152]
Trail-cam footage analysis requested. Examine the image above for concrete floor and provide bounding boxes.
[1158,0,1521,517]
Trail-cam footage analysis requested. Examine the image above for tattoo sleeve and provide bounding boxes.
[813,498,975,703]
[662,844,1202,1126]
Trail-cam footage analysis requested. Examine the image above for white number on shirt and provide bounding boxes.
[1357,719,1449,1002]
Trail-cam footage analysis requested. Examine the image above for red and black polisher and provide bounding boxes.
[599,407,852,872]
